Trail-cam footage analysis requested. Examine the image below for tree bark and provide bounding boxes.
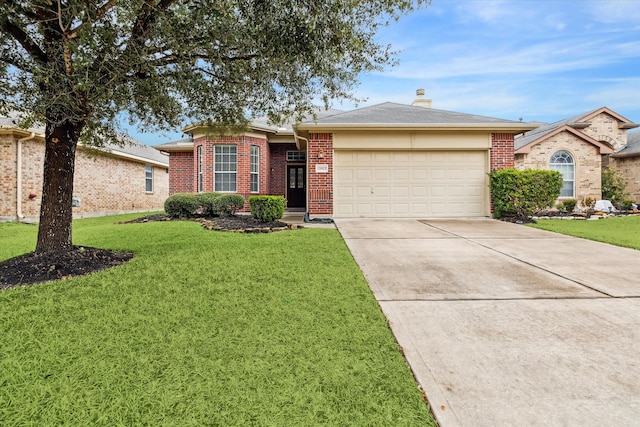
[35,119,84,254]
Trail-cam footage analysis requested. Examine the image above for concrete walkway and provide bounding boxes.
[336,218,640,427]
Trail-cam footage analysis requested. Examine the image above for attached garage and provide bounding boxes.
[334,150,488,217]
[295,99,538,219]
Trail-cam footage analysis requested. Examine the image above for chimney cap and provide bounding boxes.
[416,88,425,97]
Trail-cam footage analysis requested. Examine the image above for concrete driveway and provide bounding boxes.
[336,218,640,427]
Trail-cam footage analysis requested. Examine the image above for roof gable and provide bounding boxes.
[515,125,614,155]
[514,106,638,154]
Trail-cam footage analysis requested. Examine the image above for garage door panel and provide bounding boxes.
[334,150,488,218]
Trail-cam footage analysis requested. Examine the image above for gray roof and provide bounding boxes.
[1,112,168,166]
[302,102,525,125]
[614,129,640,158]
[103,137,169,166]
[514,108,605,150]
[154,138,195,152]
[252,108,345,133]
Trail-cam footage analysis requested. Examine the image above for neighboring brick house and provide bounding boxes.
[1,114,169,222]
[609,129,640,201]
[156,91,535,218]
[514,107,639,202]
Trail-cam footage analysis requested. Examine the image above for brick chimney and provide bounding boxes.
[412,88,432,108]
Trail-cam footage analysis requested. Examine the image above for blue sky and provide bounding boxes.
[131,0,640,145]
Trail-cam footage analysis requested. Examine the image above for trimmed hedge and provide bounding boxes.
[250,195,286,222]
[198,192,222,216]
[214,194,245,216]
[164,192,230,217]
[164,193,203,217]
[488,168,562,219]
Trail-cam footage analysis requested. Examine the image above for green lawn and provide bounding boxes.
[529,215,640,250]
[0,214,435,426]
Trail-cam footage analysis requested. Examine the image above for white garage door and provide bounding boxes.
[334,150,488,218]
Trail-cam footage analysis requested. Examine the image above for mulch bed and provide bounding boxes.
[0,246,133,290]
[124,213,292,232]
[0,214,293,290]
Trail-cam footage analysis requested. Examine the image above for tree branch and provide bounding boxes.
[0,54,33,73]
[0,18,47,64]
[151,52,259,66]
[66,0,119,40]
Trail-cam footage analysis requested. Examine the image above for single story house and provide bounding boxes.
[1,113,169,222]
[514,107,639,202]
[155,91,536,218]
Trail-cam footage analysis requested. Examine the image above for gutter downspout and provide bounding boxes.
[16,132,35,220]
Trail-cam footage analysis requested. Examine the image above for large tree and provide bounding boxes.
[0,0,426,254]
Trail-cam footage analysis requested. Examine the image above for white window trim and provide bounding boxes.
[250,145,259,193]
[145,165,154,193]
[197,145,203,193]
[214,145,237,193]
[550,150,575,198]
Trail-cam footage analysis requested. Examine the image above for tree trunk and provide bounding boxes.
[35,120,84,254]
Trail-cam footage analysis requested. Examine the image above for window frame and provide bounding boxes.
[250,145,260,193]
[550,150,575,198]
[214,145,237,193]
[145,165,154,193]
[197,145,203,193]
[286,150,306,162]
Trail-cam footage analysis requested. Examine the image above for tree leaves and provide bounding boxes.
[0,0,428,142]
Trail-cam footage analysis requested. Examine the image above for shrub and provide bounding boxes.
[164,193,202,217]
[213,194,245,216]
[557,199,577,213]
[250,195,286,222]
[488,168,563,219]
[601,168,627,206]
[164,193,222,217]
[197,192,222,216]
[621,199,635,210]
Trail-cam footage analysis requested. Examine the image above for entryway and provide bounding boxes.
[287,165,306,208]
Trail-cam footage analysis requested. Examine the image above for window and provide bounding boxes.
[250,145,259,193]
[286,150,306,162]
[197,145,203,192]
[145,165,153,192]
[550,151,575,197]
[214,145,237,192]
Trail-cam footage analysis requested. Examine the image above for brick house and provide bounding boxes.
[514,107,639,203]
[156,91,536,218]
[1,114,169,222]
[608,129,640,201]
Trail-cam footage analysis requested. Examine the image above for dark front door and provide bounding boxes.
[287,165,306,208]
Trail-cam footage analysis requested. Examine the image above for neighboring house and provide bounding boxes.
[0,113,169,222]
[155,91,535,218]
[514,107,639,202]
[609,129,640,201]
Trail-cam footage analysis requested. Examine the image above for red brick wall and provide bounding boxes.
[307,133,333,215]
[193,134,270,211]
[1,136,169,221]
[489,133,516,214]
[490,133,515,171]
[169,151,194,194]
[268,143,290,197]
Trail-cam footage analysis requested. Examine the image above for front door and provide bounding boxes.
[287,165,306,208]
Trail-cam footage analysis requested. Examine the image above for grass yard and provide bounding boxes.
[529,215,640,250]
[0,214,435,426]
